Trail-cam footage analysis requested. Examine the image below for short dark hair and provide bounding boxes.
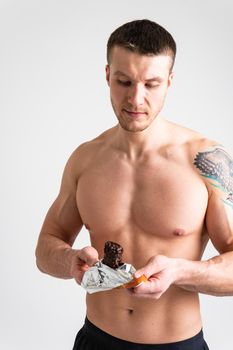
[107,19,176,71]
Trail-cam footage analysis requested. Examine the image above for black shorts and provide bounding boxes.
[72,318,210,350]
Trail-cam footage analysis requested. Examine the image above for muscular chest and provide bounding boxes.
[76,155,208,239]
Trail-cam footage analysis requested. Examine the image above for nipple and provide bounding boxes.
[173,228,187,236]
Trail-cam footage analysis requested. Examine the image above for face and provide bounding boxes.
[106,46,174,133]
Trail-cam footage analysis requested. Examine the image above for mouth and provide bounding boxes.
[123,109,146,118]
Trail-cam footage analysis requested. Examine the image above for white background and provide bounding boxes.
[1,0,233,349]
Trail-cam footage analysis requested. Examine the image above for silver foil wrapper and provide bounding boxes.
[81,260,136,294]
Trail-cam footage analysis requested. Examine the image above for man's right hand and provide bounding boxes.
[70,246,99,284]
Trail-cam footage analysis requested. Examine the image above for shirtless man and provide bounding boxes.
[35,19,233,350]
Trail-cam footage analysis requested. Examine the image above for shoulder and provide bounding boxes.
[166,120,233,182]
[191,137,233,177]
[174,124,233,206]
[179,126,232,181]
[64,127,115,176]
[167,120,227,161]
[192,139,233,206]
[164,120,215,163]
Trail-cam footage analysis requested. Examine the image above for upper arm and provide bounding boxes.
[194,144,233,253]
[39,148,83,246]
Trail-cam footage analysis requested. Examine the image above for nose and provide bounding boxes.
[127,84,145,106]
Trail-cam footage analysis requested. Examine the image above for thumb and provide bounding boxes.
[134,265,153,279]
[78,246,99,266]
[134,263,155,279]
[134,255,166,279]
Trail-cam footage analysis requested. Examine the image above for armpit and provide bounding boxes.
[193,145,233,208]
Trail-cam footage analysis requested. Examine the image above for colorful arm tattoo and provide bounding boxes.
[194,146,233,208]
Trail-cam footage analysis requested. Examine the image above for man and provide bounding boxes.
[35,19,233,349]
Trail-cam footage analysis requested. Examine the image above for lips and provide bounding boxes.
[123,109,146,117]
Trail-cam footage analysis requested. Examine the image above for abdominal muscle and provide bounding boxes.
[86,285,202,343]
[83,227,205,344]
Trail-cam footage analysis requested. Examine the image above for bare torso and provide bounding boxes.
[75,119,210,343]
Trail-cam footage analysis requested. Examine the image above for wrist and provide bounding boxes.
[173,258,209,287]
[63,248,80,278]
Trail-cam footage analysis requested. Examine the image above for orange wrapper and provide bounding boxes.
[116,274,148,289]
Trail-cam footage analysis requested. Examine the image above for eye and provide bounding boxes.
[117,80,131,87]
[145,83,159,89]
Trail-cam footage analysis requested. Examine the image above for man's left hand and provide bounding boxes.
[130,255,182,299]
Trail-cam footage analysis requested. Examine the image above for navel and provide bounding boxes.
[127,308,134,315]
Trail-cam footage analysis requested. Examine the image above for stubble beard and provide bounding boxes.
[117,115,151,133]
[111,99,156,133]
[116,108,156,133]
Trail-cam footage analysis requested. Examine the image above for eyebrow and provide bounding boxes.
[113,70,163,82]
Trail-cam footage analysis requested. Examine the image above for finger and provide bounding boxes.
[134,255,167,279]
[134,263,157,280]
[133,277,161,294]
[78,263,90,272]
[78,246,99,266]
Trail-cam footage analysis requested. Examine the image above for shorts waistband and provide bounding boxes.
[83,317,205,349]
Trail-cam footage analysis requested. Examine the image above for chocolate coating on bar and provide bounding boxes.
[102,241,124,269]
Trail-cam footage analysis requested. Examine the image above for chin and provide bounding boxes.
[117,115,156,133]
[118,121,152,133]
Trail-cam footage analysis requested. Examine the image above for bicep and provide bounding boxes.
[194,144,233,253]
[205,192,233,253]
[39,152,83,246]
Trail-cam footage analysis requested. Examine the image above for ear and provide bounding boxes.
[105,64,110,86]
[167,71,174,88]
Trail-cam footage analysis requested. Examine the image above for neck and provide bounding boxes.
[114,115,168,160]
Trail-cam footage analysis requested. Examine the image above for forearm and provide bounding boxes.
[35,234,79,279]
[176,251,233,296]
